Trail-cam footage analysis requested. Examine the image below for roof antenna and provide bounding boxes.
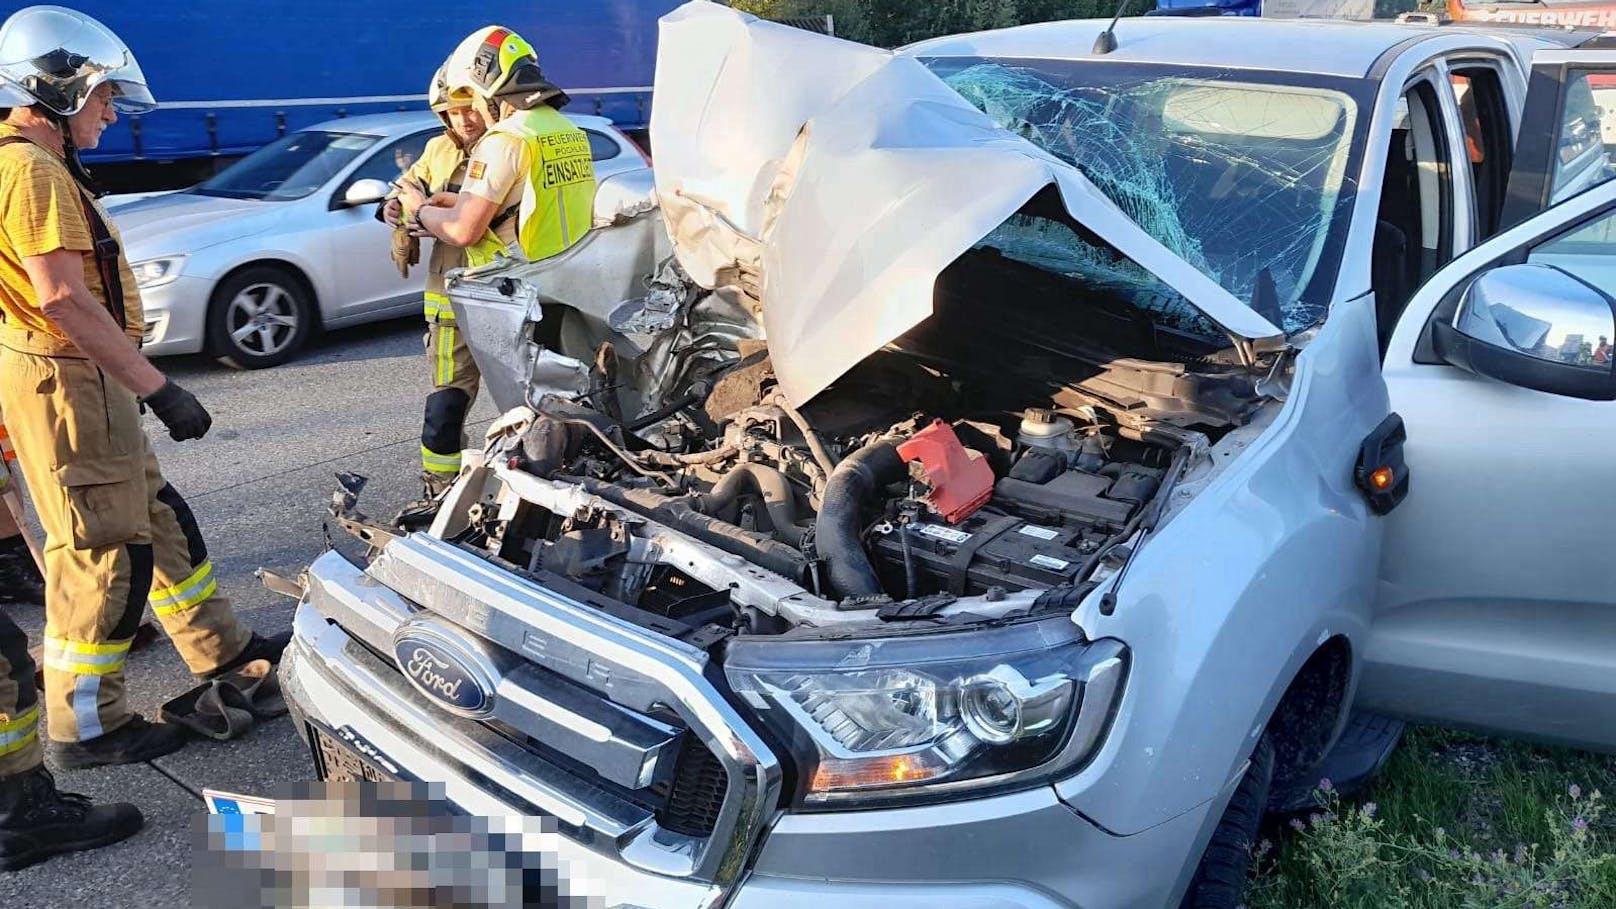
[1093,0,1137,55]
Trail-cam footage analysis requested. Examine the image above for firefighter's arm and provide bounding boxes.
[379,154,439,226]
[412,191,498,247]
[24,249,166,397]
[411,133,520,247]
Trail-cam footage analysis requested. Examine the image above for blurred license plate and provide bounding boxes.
[204,789,276,815]
[311,723,403,783]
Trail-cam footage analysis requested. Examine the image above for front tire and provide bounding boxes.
[205,265,313,369]
[1180,736,1275,909]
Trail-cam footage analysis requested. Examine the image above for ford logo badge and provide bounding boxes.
[392,620,500,719]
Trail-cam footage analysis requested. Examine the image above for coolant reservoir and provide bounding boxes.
[1017,408,1077,453]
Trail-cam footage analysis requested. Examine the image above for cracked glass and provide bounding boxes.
[924,57,1373,335]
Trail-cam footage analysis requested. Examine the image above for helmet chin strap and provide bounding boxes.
[47,110,104,198]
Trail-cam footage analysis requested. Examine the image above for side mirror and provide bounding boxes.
[1432,263,1616,400]
[341,178,391,208]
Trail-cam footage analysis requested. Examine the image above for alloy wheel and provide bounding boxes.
[225,282,300,358]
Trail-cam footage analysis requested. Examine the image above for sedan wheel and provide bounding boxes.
[205,266,314,369]
[226,283,299,358]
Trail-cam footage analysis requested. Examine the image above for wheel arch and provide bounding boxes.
[207,258,323,332]
[203,259,324,367]
[1262,635,1355,796]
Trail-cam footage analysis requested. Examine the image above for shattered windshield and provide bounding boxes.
[923,57,1372,333]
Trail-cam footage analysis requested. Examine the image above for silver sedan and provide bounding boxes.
[111,110,650,368]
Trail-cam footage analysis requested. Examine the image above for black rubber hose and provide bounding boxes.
[695,464,804,546]
[818,438,906,599]
[900,524,918,600]
[565,476,811,585]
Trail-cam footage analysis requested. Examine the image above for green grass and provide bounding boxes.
[1247,727,1616,908]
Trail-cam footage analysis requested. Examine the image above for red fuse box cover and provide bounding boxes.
[896,419,994,524]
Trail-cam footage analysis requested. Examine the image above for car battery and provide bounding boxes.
[870,510,1110,596]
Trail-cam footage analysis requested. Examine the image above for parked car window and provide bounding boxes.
[923,57,1374,333]
[1549,71,1616,206]
[338,131,436,194]
[194,131,378,201]
[585,129,622,162]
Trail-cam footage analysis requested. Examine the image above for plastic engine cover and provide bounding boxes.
[897,419,995,524]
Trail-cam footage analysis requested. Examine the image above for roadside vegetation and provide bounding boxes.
[1248,727,1616,908]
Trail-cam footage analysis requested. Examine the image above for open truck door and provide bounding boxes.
[1366,56,1616,747]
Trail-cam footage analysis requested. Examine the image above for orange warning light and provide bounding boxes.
[888,756,918,782]
[809,752,948,794]
[1370,466,1395,490]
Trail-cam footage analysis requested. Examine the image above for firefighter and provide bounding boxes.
[383,65,489,524]
[0,434,141,869]
[0,7,286,776]
[398,24,597,310]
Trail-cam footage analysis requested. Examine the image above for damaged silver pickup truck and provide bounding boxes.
[279,6,1616,908]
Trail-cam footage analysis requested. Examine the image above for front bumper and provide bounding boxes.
[138,275,211,357]
[282,544,1219,909]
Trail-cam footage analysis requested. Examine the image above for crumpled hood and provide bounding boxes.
[651,2,1283,406]
[110,191,273,258]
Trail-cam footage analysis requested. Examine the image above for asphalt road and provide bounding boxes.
[0,317,497,908]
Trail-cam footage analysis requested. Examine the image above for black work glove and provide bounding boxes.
[143,379,213,441]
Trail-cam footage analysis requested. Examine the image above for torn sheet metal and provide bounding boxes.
[651,2,1285,407]
[448,207,671,414]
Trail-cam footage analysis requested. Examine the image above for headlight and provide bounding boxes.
[725,619,1126,809]
[131,256,186,288]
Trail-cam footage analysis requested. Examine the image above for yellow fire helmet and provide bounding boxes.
[427,63,453,128]
[442,25,566,119]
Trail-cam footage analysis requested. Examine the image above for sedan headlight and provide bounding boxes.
[725,619,1126,809]
[131,256,186,288]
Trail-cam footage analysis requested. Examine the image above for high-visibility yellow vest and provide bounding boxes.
[466,107,596,268]
[410,134,469,323]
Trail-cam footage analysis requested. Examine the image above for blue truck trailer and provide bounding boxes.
[47,1,683,185]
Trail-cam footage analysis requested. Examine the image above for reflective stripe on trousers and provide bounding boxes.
[424,292,455,323]
[42,636,132,676]
[44,636,133,741]
[421,445,461,475]
[434,326,457,388]
[0,704,39,757]
[149,559,218,617]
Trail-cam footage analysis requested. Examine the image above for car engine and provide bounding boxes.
[430,255,1258,647]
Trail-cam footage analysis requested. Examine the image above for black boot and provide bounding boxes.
[394,471,455,530]
[0,536,43,606]
[195,630,291,683]
[0,767,143,871]
[51,715,189,771]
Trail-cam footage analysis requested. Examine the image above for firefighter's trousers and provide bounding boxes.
[0,340,250,743]
[420,318,480,478]
[0,611,41,777]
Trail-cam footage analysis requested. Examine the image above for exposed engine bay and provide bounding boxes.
[429,244,1273,647]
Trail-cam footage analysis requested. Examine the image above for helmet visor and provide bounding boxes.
[0,74,32,107]
[109,73,155,114]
